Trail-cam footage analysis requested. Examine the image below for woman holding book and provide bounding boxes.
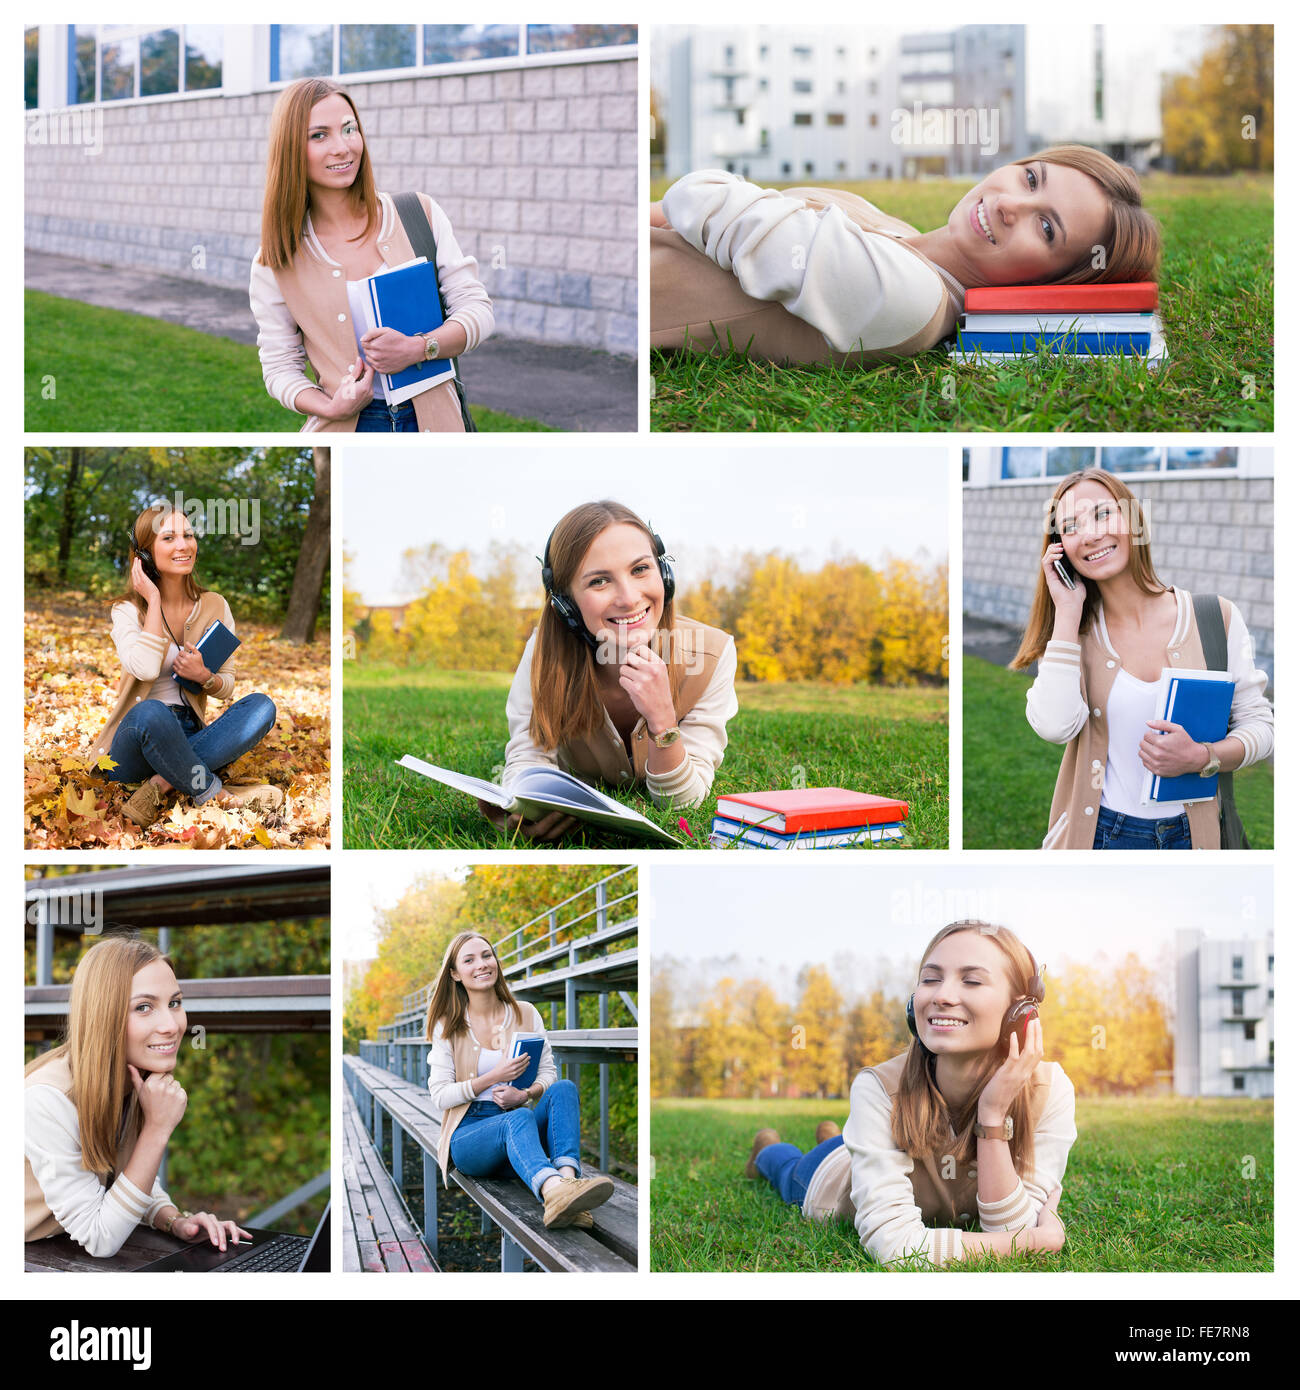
[745,920,1075,1268]
[1012,469,1273,850]
[92,504,281,832]
[426,932,615,1230]
[477,499,739,841]
[250,77,493,433]
[26,936,252,1258]
[651,144,1160,364]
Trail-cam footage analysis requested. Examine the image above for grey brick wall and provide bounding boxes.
[963,478,1274,680]
[24,56,638,356]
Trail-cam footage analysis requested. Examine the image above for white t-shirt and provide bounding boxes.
[1101,667,1184,817]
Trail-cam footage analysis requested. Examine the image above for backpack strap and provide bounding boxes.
[1191,593,1246,849]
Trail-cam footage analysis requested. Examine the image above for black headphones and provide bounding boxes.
[128,527,161,588]
[539,518,675,652]
[906,923,1045,1057]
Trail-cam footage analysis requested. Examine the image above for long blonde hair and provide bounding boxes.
[891,922,1043,1178]
[424,932,523,1042]
[117,503,206,618]
[1012,145,1161,285]
[25,936,174,1175]
[530,500,683,751]
[258,78,379,272]
[1010,468,1165,669]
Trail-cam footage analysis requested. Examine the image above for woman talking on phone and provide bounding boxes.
[250,77,492,433]
[1011,469,1273,850]
[746,920,1075,1267]
[91,504,281,832]
[25,936,250,1258]
[478,499,739,841]
[426,932,615,1230]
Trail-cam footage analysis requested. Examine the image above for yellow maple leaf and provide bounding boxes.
[65,786,98,817]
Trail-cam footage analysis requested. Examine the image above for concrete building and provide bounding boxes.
[1174,928,1273,1098]
[962,447,1274,685]
[24,24,638,356]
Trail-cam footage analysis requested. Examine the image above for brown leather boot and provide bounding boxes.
[122,782,167,829]
[815,1121,842,1144]
[745,1128,781,1178]
[541,1175,614,1229]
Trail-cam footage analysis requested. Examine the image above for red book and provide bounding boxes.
[715,789,910,834]
[964,282,1158,314]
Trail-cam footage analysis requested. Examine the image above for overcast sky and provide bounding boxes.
[342,444,949,601]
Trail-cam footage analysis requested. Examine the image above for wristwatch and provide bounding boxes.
[974,1116,1014,1141]
[650,724,681,749]
[1199,743,1221,778]
[422,332,441,361]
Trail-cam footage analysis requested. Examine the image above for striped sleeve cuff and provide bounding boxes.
[1228,721,1268,767]
[449,307,490,353]
[645,759,704,809]
[1039,640,1081,670]
[106,1172,153,1225]
[930,1227,964,1266]
[978,1179,1033,1232]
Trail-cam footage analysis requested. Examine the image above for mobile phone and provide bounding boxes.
[1048,527,1076,591]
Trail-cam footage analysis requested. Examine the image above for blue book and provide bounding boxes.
[508,1034,545,1093]
[171,619,240,694]
[956,331,1151,355]
[364,258,455,404]
[709,815,905,849]
[1141,668,1235,805]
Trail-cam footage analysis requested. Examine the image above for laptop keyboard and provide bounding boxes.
[210,1236,310,1273]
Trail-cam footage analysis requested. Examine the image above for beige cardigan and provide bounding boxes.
[652,171,962,364]
[89,591,236,761]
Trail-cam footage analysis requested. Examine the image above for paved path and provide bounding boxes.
[962,613,1030,670]
[26,250,637,432]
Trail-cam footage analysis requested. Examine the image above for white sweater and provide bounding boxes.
[804,1062,1077,1267]
[25,1083,172,1257]
[502,629,739,809]
[661,170,949,354]
[427,1003,559,1114]
[249,192,494,413]
[109,598,237,705]
[1026,592,1274,770]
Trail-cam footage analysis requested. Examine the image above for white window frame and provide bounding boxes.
[962,445,1272,487]
[67,23,227,107]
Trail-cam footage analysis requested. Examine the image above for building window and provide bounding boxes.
[1230,990,1244,1016]
[1232,955,1244,981]
[758,77,768,91]
[836,46,847,57]
[793,79,812,94]
[827,113,845,127]
[793,46,812,60]
[724,45,734,66]
[339,24,417,73]
[804,161,814,175]
[759,128,769,149]
[1268,954,1274,972]
[836,160,847,172]
[68,24,225,103]
[759,45,768,60]
[781,162,792,175]
[425,25,517,65]
[1244,1022,1256,1041]
[996,446,1243,482]
[1232,1075,1245,1092]
[527,24,637,54]
[869,112,878,127]
[793,113,812,127]
[24,26,38,109]
[836,80,846,95]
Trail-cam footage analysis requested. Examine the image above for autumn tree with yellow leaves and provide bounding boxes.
[1162,25,1273,174]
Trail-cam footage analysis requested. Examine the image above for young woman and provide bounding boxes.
[478,500,739,841]
[651,145,1161,364]
[25,936,251,1258]
[1011,469,1273,850]
[92,504,281,831]
[249,77,493,433]
[746,921,1074,1267]
[426,932,614,1230]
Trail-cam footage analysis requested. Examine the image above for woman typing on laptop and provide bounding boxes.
[24,936,250,1258]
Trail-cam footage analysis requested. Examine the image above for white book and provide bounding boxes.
[397,755,682,845]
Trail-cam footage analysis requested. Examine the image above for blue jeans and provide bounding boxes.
[354,397,417,432]
[1093,804,1192,850]
[449,1079,582,1200]
[104,695,277,805]
[755,1135,845,1207]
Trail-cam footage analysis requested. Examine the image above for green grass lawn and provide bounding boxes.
[649,173,1273,432]
[651,1096,1273,1272]
[24,292,552,432]
[963,654,1273,848]
[343,663,948,849]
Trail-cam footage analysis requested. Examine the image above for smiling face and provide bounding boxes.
[451,937,499,996]
[1055,479,1132,584]
[305,92,364,194]
[913,930,1016,1058]
[952,158,1111,286]
[123,958,185,1074]
[148,510,197,581]
[571,523,666,650]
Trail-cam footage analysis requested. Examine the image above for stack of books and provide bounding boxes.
[950,281,1166,368]
[710,789,910,850]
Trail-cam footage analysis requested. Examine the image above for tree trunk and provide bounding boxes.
[55,447,84,583]
[279,447,331,644]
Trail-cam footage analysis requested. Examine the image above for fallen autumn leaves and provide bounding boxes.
[25,594,331,850]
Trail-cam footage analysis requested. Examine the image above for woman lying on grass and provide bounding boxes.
[476,500,738,841]
[746,921,1076,1267]
[651,145,1160,365]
